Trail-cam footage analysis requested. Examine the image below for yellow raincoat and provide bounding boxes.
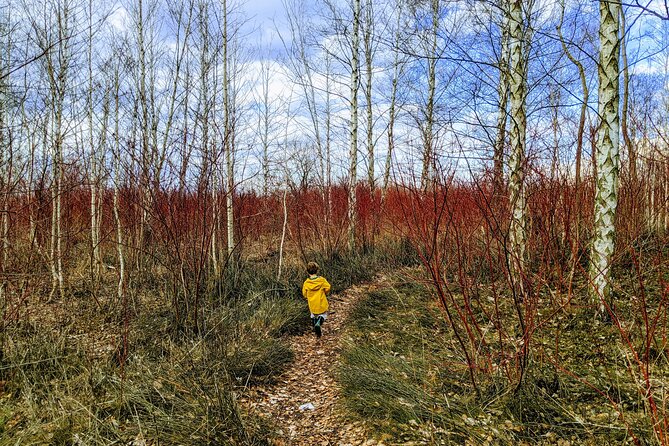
[302,276,331,315]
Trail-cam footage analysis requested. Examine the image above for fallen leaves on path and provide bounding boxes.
[241,279,386,446]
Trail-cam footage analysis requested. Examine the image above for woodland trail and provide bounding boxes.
[240,277,387,446]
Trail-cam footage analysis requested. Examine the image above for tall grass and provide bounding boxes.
[0,242,408,443]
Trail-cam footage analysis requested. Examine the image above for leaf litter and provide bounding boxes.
[240,277,389,445]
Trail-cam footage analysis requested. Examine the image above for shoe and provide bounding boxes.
[314,316,323,338]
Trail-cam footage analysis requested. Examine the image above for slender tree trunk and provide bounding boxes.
[136,0,152,269]
[507,0,529,295]
[590,0,621,313]
[261,62,270,196]
[620,8,635,186]
[112,63,125,302]
[50,98,65,301]
[0,33,8,305]
[325,52,333,216]
[196,1,219,275]
[88,0,103,281]
[179,67,192,193]
[494,4,510,194]
[43,4,70,301]
[222,0,235,258]
[278,187,288,280]
[364,0,374,191]
[557,0,588,191]
[323,51,333,254]
[382,5,402,201]
[550,86,560,181]
[348,0,361,252]
[421,0,439,190]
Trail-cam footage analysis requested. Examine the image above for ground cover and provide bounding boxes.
[338,269,668,445]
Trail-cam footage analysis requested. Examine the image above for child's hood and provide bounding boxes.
[304,276,328,291]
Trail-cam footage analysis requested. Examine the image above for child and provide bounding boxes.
[302,261,331,338]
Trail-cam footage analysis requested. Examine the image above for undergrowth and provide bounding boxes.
[338,274,662,445]
[0,244,403,444]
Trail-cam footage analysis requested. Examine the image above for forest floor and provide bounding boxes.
[240,276,388,446]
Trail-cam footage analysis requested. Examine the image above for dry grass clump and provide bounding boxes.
[0,320,273,444]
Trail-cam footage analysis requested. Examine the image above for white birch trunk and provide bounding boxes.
[620,8,635,185]
[364,0,374,191]
[348,0,361,252]
[507,0,529,290]
[222,0,235,258]
[112,64,125,302]
[88,0,102,280]
[590,0,621,312]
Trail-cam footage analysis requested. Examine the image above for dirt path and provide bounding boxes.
[241,278,385,446]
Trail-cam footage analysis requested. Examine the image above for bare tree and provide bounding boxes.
[348,0,361,252]
[590,0,622,313]
[30,0,76,300]
[281,0,326,186]
[620,6,635,185]
[494,1,510,194]
[0,12,10,305]
[86,0,107,281]
[557,0,590,192]
[420,0,439,190]
[363,0,375,191]
[255,51,283,196]
[507,0,531,294]
[110,51,126,302]
[222,0,235,258]
[382,1,405,200]
[134,0,154,265]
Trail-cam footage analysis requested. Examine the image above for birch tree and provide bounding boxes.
[136,0,151,258]
[590,0,622,312]
[382,1,405,199]
[222,0,235,258]
[420,0,439,190]
[507,0,531,292]
[110,52,126,302]
[494,2,510,194]
[87,0,105,281]
[0,13,9,305]
[348,0,361,252]
[31,0,75,300]
[193,0,219,272]
[557,0,589,192]
[620,7,635,185]
[363,0,375,191]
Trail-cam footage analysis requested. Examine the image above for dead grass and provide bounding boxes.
[0,243,407,444]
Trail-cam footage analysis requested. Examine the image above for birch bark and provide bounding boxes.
[507,0,529,292]
[348,0,361,252]
[590,0,622,312]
